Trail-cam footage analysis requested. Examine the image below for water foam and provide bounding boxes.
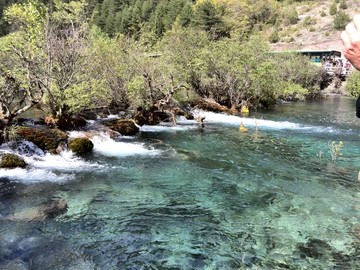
[194,110,341,133]
[0,167,74,183]
[90,133,162,157]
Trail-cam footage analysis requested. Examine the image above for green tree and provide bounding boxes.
[192,0,229,40]
[0,0,46,124]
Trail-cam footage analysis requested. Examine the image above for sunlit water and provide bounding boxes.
[0,96,359,269]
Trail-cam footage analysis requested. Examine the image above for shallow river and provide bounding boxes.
[0,96,359,269]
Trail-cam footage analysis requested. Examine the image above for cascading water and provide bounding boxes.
[0,96,359,269]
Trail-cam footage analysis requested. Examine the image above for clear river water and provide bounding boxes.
[0,96,359,269]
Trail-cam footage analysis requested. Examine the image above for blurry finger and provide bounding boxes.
[353,14,360,31]
[341,31,352,49]
[345,23,360,45]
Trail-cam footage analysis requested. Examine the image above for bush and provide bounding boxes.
[339,0,347,9]
[345,71,360,97]
[333,11,351,30]
[283,8,298,25]
[330,2,337,16]
[269,29,280,43]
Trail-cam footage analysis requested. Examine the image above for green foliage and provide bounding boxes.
[0,0,329,118]
[269,29,279,43]
[333,10,350,30]
[192,0,229,40]
[329,2,337,16]
[278,81,308,101]
[283,7,298,26]
[345,71,360,97]
[339,0,347,9]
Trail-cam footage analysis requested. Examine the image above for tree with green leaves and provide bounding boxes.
[0,0,46,124]
[0,0,111,125]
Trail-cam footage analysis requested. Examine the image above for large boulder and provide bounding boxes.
[103,119,139,135]
[134,106,175,126]
[68,137,94,155]
[0,153,26,168]
[15,126,68,153]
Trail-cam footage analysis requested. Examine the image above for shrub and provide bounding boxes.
[269,29,280,43]
[334,11,351,30]
[330,2,337,15]
[345,71,360,97]
[339,0,347,10]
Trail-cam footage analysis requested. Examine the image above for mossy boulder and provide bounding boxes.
[68,137,94,155]
[103,119,139,135]
[0,153,26,168]
[15,126,68,153]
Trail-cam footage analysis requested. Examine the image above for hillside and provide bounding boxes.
[269,0,360,53]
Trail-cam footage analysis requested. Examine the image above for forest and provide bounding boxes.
[0,0,333,126]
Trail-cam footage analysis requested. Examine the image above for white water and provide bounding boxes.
[90,133,162,157]
[194,110,340,133]
[0,131,164,183]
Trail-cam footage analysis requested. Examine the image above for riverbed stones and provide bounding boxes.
[68,137,94,155]
[0,153,26,168]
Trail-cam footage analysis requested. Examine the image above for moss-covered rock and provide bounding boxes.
[15,126,68,153]
[0,153,26,168]
[68,137,94,155]
[103,119,139,135]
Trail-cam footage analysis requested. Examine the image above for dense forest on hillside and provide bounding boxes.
[0,0,353,126]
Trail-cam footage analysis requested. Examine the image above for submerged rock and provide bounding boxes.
[103,119,139,135]
[297,238,332,259]
[6,199,68,222]
[14,126,68,153]
[0,153,26,168]
[68,137,94,155]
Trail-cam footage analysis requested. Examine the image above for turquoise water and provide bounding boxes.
[0,96,359,269]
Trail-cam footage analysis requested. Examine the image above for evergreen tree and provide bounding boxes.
[192,0,228,39]
[178,2,193,27]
